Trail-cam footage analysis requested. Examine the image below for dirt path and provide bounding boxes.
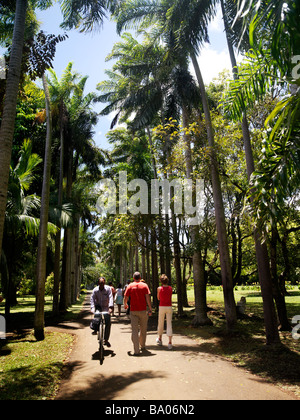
[50,294,296,401]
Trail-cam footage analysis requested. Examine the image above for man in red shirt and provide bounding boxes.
[124,272,152,355]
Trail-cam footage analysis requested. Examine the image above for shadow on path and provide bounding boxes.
[56,367,165,400]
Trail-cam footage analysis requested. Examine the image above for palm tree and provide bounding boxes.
[26,31,70,340]
[47,63,80,314]
[113,0,237,331]
[224,0,300,215]
[97,33,206,317]
[220,0,281,344]
[34,72,53,341]
[0,0,29,257]
[0,0,53,259]
[59,0,119,32]
[48,65,105,312]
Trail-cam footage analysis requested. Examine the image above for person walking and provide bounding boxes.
[124,272,152,356]
[115,283,123,317]
[123,280,131,315]
[108,282,116,316]
[90,277,114,347]
[156,274,173,350]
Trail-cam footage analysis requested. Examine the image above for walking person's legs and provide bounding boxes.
[130,311,140,355]
[139,311,149,350]
[103,313,111,345]
[156,307,173,348]
[157,307,166,345]
[165,307,173,348]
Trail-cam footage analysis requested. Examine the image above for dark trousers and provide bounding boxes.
[103,313,111,341]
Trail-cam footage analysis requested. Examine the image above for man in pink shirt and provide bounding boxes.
[124,272,152,355]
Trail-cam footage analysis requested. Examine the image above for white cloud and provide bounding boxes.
[190,45,232,85]
[208,6,224,33]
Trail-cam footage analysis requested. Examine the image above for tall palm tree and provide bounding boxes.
[0,0,53,259]
[97,33,206,317]
[113,0,237,331]
[27,31,70,340]
[48,65,105,312]
[0,0,29,258]
[34,72,53,341]
[220,0,281,344]
[47,63,80,314]
[59,0,119,32]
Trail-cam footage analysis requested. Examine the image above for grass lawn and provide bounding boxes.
[0,294,85,400]
[173,285,300,398]
[0,330,74,400]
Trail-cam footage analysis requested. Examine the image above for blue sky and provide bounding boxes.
[7,3,233,151]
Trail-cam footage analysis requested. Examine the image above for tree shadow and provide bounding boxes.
[56,367,165,400]
[0,362,65,400]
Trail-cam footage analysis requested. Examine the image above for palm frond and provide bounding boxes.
[60,0,108,32]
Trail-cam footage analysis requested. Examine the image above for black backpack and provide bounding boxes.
[90,317,100,332]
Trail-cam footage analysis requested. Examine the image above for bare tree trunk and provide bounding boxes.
[142,230,146,279]
[191,53,236,331]
[182,106,212,326]
[0,0,27,253]
[151,225,159,310]
[221,0,280,344]
[171,213,184,317]
[53,102,65,315]
[34,73,52,341]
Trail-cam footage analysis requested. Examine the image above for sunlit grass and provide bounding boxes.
[0,294,85,400]
[0,331,74,400]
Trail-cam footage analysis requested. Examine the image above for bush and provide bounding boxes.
[45,273,54,296]
[18,274,35,296]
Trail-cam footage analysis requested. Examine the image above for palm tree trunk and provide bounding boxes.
[0,0,28,254]
[151,226,159,310]
[191,52,237,331]
[59,138,73,311]
[221,0,280,344]
[146,126,158,179]
[34,73,53,341]
[182,106,212,326]
[53,103,65,315]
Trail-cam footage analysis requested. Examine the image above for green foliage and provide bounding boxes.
[0,327,74,400]
[45,272,54,295]
[18,273,35,296]
[60,0,113,32]
[222,0,300,232]
[26,31,68,80]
